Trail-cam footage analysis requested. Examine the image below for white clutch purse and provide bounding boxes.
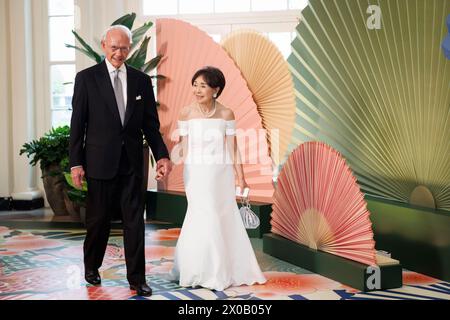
[237,188,260,229]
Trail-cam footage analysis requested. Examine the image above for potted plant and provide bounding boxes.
[20,126,71,216]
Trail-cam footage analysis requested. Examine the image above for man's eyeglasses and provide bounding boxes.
[108,45,130,53]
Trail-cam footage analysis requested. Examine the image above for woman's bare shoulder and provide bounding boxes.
[217,103,235,121]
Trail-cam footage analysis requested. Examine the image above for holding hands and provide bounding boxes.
[156,158,173,180]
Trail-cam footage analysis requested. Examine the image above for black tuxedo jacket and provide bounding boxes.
[69,61,169,180]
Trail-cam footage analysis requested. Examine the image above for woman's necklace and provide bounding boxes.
[197,99,216,118]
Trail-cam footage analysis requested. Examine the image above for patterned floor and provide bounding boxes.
[0,225,449,300]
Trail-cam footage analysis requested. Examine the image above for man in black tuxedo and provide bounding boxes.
[69,25,172,297]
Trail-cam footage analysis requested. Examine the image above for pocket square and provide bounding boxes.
[136,95,142,101]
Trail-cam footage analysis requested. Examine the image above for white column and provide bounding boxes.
[0,0,13,198]
[32,0,50,144]
[31,0,49,199]
[9,0,43,201]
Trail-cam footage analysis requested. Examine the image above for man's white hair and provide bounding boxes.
[101,25,133,44]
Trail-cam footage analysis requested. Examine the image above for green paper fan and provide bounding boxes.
[288,0,450,211]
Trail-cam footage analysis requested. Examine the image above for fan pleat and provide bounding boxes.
[272,141,377,265]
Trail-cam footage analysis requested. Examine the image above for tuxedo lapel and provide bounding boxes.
[94,61,122,126]
[124,65,138,128]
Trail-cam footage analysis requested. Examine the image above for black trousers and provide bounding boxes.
[84,147,145,285]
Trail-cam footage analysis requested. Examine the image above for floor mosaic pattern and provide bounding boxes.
[0,226,449,300]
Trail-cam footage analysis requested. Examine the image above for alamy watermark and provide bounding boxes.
[66,265,82,289]
[367,5,382,30]
[366,265,381,290]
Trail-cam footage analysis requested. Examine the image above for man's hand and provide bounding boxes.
[155,158,172,181]
[71,166,85,190]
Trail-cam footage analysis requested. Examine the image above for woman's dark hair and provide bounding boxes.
[191,66,226,98]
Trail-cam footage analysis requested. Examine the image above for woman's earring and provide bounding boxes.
[213,93,217,99]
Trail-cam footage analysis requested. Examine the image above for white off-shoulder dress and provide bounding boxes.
[170,118,266,291]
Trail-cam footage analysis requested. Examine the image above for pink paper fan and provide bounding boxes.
[271,141,376,265]
[156,18,274,201]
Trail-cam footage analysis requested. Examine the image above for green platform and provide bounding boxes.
[367,196,450,282]
[145,190,273,238]
[263,233,403,292]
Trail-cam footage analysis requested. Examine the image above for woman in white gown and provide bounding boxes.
[170,66,267,291]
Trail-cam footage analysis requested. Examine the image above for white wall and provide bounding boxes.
[0,0,13,198]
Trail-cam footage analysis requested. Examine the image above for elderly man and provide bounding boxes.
[69,25,171,296]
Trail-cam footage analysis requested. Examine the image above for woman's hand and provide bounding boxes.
[238,178,249,195]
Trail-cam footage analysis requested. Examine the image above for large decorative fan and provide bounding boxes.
[271,141,377,265]
[221,30,296,166]
[288,0,450,211]
[156,19,274,200]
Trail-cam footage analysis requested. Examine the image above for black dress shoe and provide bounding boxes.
[129,283,152,296]
[85,270,101,285]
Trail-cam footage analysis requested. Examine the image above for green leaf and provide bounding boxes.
[20,126,71,169]
[67,189,86,204]
[142,55,162,74]
[65,44,99,63]
[131,21,153,51]
[111,13,136,30]
[126,36,150,69]
[71,30,102,63]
